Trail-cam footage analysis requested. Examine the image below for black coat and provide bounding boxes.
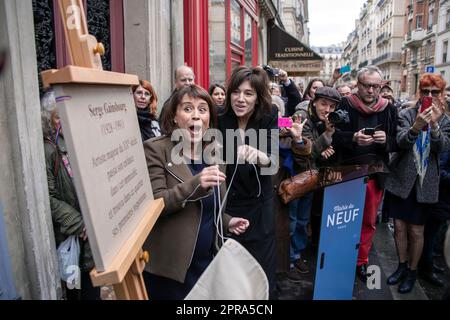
[218,106,278,242]
[332,96,398,165]
[136,108,161,142]
[282,80,302,116]
[432,150,450,220]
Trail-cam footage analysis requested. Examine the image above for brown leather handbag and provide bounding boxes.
[278,158,322,204]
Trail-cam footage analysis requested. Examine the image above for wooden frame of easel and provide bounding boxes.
[41,0,163,300]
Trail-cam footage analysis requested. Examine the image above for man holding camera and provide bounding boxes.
[333,66,398,283]
[264,66,302,116]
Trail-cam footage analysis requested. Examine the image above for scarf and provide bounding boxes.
[136,108,161,141]
[413,116,431,187]
[347,93,389,114]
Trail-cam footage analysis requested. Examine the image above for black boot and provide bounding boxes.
[356,264,368,283]
[433,263,446,274]
[398,269,417,294]
[387,262,408,285]
[419,263,444,287]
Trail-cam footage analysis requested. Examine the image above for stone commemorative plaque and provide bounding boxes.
[54,84,153,272]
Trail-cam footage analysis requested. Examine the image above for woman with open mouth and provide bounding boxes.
[143,84,249,300]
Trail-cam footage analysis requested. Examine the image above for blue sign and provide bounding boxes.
[0,203,19,300]
[426,66,435,73]
[313,177,367,300]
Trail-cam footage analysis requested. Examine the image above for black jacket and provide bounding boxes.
[332,96,398,166]
[282,80,302,116]
[136,108,161,142]
[218,106,278,241]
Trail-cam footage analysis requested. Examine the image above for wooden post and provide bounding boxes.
[57,0,104,69]
[42,0,164,300]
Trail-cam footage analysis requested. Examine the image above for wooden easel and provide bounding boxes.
[42,0,163,300]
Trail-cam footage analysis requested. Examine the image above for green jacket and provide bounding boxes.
[44,136,94,272]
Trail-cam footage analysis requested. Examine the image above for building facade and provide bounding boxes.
[373,0,404,98]
[434,0,450,84]
[402,0,440,99]
[0,0,313,299]
[312,45,344,81]
[278,0,309,44]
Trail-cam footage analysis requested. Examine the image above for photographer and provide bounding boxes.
[264,65,302,116]
[282,87,342,282]
[332,66,398,283]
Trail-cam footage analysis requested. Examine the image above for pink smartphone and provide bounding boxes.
[421,96,432,113]
[278,117,293,128]
[420,96,432,131]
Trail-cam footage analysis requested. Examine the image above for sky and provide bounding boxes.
[308,0,367,47]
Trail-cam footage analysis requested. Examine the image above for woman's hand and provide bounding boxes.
[286,116,308,143]
[412,107,432,131]
[228,217,250,235]
[237,145,270,166]
[199,165,226,190]
[430,100,445,125]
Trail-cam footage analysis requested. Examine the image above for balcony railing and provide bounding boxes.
[373,52,402,65]
[359,60,369,68]
[376,32,386,44]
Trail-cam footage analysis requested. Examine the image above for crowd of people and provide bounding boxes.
[40,63,450,300]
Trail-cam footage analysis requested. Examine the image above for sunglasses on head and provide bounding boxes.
[420,89,442,96]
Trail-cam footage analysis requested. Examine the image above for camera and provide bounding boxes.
[262,65,280,78]
[328,109,350,125]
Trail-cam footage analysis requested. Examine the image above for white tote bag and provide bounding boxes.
[185,239,269,300]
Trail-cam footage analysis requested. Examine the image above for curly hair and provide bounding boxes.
[419,73,447,90]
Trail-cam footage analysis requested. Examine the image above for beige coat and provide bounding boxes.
[143,136,230,283]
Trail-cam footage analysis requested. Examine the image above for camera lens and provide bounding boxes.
[328,112,340,124]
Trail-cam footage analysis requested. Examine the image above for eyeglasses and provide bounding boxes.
[135,90,151,98]
[420,89,442,97]
[358,81,381,91]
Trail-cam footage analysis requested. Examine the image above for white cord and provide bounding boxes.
[252,163,262,198]
[214,153,262,247]
[214,162,240,247]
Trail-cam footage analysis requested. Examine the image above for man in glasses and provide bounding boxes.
[332,66,398,284]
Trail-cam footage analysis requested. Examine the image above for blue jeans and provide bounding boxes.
[289,192,313,263]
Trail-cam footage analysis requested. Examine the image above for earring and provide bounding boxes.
[174,120,177,124]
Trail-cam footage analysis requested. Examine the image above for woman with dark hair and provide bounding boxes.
[385,73,450,294]
[218,66,278,299]
[209,83,226,112]
[132,79,161,142]
[295,78,325,112]
[143,84,249,300]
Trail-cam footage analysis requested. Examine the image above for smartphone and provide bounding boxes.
[364,128,375,136]
[340,65,351,74]
[364,124,383,136]
[420,96,432,131]
[420,96,432,113]
[278,117,293,128]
